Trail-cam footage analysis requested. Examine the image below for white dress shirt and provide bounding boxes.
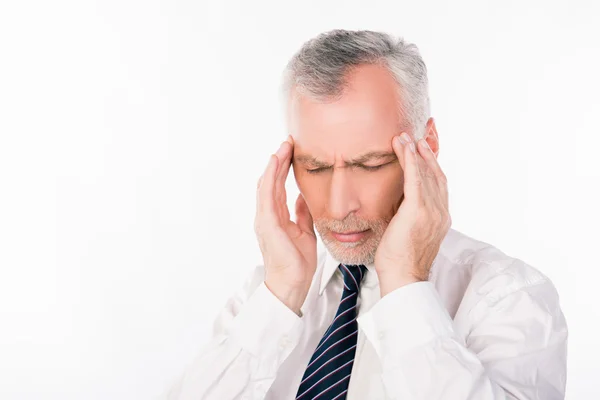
[163,228,568,400]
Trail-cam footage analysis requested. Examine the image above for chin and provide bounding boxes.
[322,235,377,266]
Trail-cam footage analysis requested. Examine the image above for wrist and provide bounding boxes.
[375,268,422,297]
[264,279,306,316]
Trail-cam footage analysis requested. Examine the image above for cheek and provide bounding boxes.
[293,169,326,214]
[292,166,309,194]
[357,169,403,212]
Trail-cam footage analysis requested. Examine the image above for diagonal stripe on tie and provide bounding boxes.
[295,264,367,400]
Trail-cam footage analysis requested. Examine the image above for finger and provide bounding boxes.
[395,133,423,199]
[413,139,447,209]
[295,193,315,237]
[415,139,451,223]
[257,154,280,228]
[392,134,406,173]
[392,132,422,181]
[416,138,447,184]
[275,139,293,188]
[274,139,293,221]
[274,141,292,208]
[416,139,450,211]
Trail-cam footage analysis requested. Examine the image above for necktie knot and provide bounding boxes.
[338,264,367,293]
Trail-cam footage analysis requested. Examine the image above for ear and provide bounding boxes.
[424,117,440,157]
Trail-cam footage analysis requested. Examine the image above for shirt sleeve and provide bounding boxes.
[161,265,305,400]
[356,279,568,399]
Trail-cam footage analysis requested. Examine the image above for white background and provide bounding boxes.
[0,0,598,399]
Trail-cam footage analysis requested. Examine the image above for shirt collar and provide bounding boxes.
[318,248,377,295]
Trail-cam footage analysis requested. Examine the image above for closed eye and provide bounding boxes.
[360,165,384,171]
[306,167,330,174]
[306,164,388,174]
[357,162,393,171]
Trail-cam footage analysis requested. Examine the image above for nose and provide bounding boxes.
[328,168,360,221]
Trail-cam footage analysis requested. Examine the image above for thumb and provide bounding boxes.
[295,193,315,236]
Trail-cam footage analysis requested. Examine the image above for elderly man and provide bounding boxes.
[165,29,568,400]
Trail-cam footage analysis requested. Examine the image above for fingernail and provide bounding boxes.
[401,132,412,143]
[409,142,416,153]
[395,135,405,146]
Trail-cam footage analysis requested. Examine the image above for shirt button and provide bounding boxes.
[378,331,385,339]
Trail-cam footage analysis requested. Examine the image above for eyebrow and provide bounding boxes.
[294,151,397,168]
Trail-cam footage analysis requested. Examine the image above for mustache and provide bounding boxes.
[315,215,391,232]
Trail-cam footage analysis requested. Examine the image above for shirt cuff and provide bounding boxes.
[229,281,305,358]
[357,281,454,364]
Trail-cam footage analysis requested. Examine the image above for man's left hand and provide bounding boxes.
[374,132,452,297]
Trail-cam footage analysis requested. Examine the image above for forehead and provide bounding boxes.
[288,64,403,159]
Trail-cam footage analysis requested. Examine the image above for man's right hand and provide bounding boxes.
[254,135,317,316]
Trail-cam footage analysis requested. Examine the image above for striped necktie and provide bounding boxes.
[295,263,368,400]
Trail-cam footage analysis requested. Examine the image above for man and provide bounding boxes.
[165,29,568,399]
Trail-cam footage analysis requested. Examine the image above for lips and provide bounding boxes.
[331,229,369,243]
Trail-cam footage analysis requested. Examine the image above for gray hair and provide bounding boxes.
[282,29,431,139]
